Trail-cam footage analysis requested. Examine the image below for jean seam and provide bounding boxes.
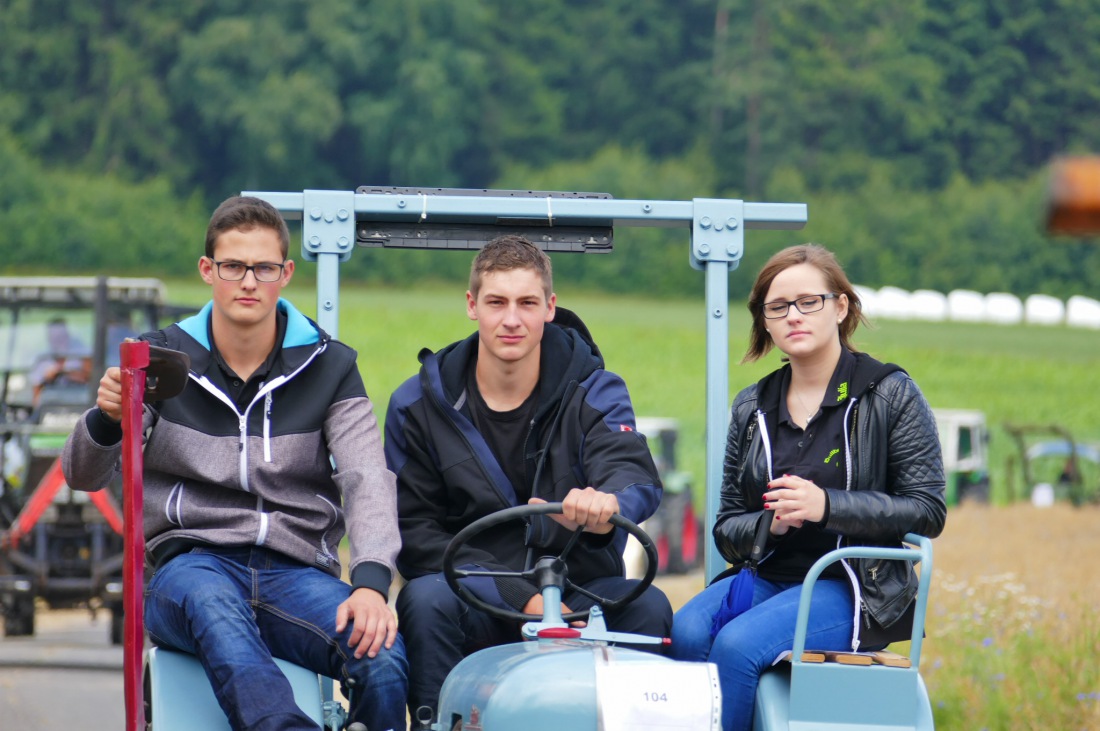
[255,601,350,680]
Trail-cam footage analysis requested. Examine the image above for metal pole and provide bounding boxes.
[703,261,730,582]
[120,340,149,731]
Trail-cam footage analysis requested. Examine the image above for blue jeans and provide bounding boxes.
[670,575,855,731]
[397,572,673,722]
[144,547,408,731]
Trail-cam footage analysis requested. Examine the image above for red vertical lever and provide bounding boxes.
[120,340,149,731]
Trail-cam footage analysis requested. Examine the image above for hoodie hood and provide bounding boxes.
[421,306,603,419]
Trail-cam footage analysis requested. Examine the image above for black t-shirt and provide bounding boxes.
[208,309,287,409]
[466,367,539,504]
[758,348,856,583]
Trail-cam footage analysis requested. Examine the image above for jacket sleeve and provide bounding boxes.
[384,379,540,611]
[713,386,769,565]
[824,372,947,541]
[62,405,155,492]
[579,370,662,525]
[326,360,401,598]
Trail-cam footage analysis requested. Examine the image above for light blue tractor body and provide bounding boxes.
[435,635,718,731]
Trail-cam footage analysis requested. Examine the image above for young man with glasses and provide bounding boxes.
[62,195,408,731]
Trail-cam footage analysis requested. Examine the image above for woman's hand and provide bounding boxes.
[763,474,826,534]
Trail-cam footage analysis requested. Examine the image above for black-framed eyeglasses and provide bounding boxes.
[211,260,286,283]
[761,293,838,319]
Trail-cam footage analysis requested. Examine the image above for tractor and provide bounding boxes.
[120,187,936,731]
[0,276,193,642]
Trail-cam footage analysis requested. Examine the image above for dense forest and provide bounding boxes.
[1,0,1098,299]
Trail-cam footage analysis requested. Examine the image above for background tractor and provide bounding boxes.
[0,276,194,642]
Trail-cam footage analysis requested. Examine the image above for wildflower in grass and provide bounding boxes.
[982,637,993,647]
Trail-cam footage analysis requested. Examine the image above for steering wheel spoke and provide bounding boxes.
[557,526,585,563]
[452,569,527,579]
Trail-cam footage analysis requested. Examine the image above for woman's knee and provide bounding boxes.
[669,605,715,661]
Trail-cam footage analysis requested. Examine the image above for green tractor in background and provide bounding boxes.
[0,276,193,641]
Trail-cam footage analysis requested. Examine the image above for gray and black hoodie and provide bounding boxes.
[61,299,399,598]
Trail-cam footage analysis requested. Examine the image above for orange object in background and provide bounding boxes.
[1046,156,1100,235]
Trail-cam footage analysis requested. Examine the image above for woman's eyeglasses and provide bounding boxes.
[761,293,838,319]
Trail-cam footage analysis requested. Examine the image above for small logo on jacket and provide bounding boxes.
[620,424,634,432]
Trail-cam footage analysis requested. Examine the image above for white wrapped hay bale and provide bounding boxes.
[910,289,948,321]
[1024,294,1065,326]
[947,289,985,322]
[1066,295,1100,329]
[983,292,1024,325]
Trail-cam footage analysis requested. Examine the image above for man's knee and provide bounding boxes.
[610,585,673,636]
[396,575,464,630]
[346,634,409,687]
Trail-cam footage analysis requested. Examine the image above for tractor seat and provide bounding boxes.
[144,647,327,730]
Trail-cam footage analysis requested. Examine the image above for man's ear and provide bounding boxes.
[466,290,478,321]
[545,292,557,322]
[198,256,215,285]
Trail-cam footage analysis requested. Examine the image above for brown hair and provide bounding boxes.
[469,235,553,299]
[742,243,867,363]
[204,196,291,260]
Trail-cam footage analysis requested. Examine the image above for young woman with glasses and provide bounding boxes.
[669,244,947,731]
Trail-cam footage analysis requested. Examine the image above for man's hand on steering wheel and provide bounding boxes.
[529,487,619,535]
[442,502,657,624]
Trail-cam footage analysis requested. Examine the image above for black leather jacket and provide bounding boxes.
[714,352,946,648]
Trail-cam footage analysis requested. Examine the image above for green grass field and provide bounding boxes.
[168,275,1100,505]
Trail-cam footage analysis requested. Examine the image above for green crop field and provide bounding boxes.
[168,275,1100,506]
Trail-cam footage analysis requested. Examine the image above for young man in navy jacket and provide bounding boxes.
[385,235,672,722]
[63,196,407,731]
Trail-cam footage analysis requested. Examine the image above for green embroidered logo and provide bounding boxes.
[824,448,840,464]
[837,382,848,402]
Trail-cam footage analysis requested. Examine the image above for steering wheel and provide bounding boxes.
[442,501,659,624]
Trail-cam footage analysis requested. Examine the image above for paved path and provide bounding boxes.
[0,607,124,728]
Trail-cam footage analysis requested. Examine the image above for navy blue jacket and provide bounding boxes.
[384,310,661,611]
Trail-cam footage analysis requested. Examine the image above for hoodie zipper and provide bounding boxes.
[186,342,325,545]
[524,382,576,556]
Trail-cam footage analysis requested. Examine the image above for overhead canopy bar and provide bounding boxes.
[244,187,807,581]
